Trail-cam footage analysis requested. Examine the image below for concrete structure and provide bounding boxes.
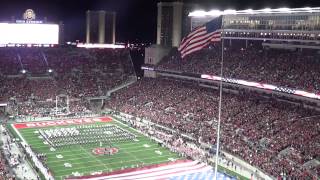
[86,10,116,44]
[157,1,193,47]
[145,45,171,65]
[144,45,171,77]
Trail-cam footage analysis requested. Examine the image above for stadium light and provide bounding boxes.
[208,10,222,16]
[223,9,236,14]
[189,7,320,17]
[244,9,254,14]
[262,8,272,13]
[277,7,291,13]
[303,7,313,12]
[21,69,27,74]
[188,10,207,17]
[48,69,53,73]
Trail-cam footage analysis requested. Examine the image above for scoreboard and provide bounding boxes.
[0,9,59,45]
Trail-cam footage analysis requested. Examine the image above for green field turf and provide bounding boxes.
[13,118,183,180]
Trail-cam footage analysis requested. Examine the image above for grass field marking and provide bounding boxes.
[49,151,176,169]
[111,116,142,134]
[47,146,172,164]
[53,154,184,174]
[72,135,110,171]
[110,117,175,166]
[10,123,27,143]
[24,137,150,150]
[50,148,172,162]
[29,138,155,155]
[10,124,54,180]
[15,118,183,179]
[110,141,144,165]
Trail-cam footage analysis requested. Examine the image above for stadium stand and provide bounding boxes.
[1,45,319,179]
[0,47,135,116]
[157,42,320,93]
[105,77,320,179]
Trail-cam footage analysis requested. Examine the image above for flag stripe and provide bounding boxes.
[180,31,221,57]
[181,35,221,58]
[180,27,206,45]
[178,16,222,58]
[180,31,217,53]
[67,160,236,180]
[180,32,221,54]
[179,28,207,51]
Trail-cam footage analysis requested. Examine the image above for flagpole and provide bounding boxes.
[213,16,224,180]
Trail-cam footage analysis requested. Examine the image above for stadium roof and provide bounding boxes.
[189,7,320,17]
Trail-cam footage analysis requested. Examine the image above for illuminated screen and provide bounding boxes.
[0,23,59,44]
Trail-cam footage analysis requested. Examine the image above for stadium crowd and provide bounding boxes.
[106,78,320,179]
[1,45,319,179]
[157,42,320,93]
[0,151,8,179]
[0,47,135,116]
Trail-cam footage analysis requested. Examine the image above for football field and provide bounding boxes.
[11,117,183,179]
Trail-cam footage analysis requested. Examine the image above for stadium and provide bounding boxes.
[0,0,320,180]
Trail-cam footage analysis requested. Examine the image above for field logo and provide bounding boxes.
[92,147,119,156]
[23,9,36,20]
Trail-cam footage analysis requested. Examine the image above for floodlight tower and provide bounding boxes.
[86,10,116,44]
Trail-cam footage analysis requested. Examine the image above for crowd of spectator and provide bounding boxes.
[1,44,319,179]
[0,47,135,116]
[0,150,8,179]
[157,42,320,93]
[105,77,320,179]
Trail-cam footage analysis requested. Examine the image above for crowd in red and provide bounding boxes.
[0,47,134,116]
[0,45,319,179]
[106,78,320,179]
[158,43,320,93]
[0,152,8,179]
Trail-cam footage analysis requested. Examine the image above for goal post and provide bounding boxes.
[55,94,69,115]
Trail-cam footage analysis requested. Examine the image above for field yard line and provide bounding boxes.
[10,124,54,180]
[111,117,143,134]
[109,117,172,166]
[53,154,183,174]
[26,137,148,149]
[75,138,110,170]
[44,143,157,154]
[48,147,173,164]
[49,153,176,168]
[11,124,27,143]
[50,148,165,162]
[35,139,153,154]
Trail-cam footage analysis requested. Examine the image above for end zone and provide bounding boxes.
[13,117,112,129]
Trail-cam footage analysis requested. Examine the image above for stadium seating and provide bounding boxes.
[157,43,320,93]
[0,149,8,179]
[0,47,135,115]
[105,78,320,179]
[1,45,319,178]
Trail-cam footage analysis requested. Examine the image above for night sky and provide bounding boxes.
[1,0,320,43]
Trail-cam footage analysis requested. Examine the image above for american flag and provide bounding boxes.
[66,160,236,180]
[178,16,222,59]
